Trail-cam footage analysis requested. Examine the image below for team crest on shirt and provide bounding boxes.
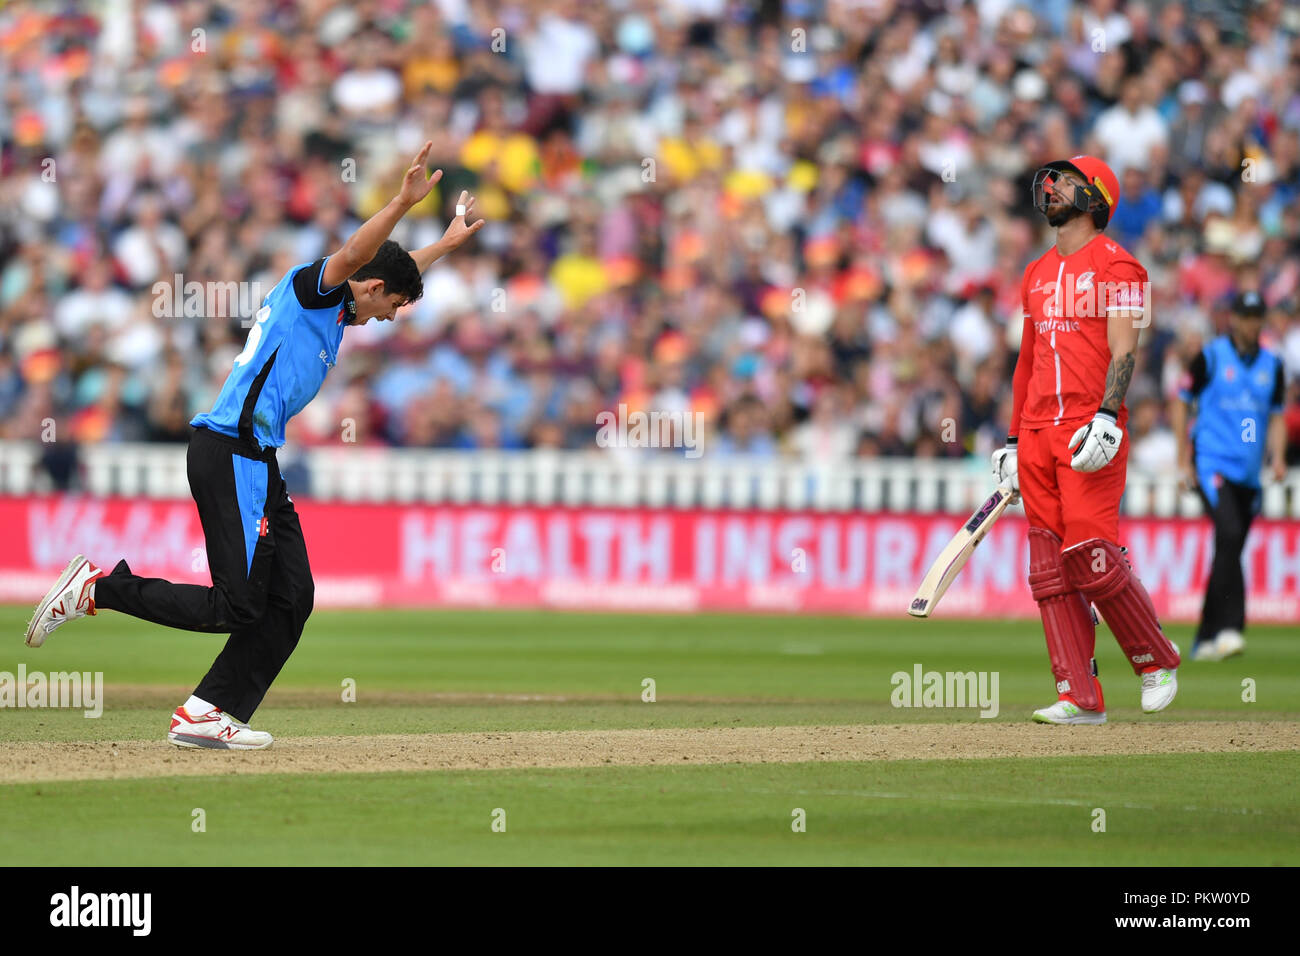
[1075,271,1094,292]
[1256,370,1271,386]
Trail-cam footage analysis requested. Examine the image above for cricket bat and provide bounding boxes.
[908,483,1015,618]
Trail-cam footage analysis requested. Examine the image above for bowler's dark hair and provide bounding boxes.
[350,240,423,304]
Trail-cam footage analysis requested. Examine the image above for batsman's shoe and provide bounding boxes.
[167,705,273,750]
[1140,641,1178,713]
[1215,629,1245,659]
[1032,699,1107,725]
[24,555,105,648]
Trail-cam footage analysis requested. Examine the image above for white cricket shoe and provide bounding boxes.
[1140,642,1178,713]
[1215,629,1245,659]
[168,703,273,750]
[1192,640,1224,662]
[24,555,105,648]
[1032,699,1107,725]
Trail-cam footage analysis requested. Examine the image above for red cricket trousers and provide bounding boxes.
[1018,421,1128,546]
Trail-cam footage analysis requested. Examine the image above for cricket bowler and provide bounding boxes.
[991,154,1181,725]
[23,142,484,749]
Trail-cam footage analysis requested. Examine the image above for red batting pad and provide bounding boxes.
[1062,538,1181,673]
[1028,527,1103,711]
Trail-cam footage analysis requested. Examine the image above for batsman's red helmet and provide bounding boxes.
[1031,155,1121,230]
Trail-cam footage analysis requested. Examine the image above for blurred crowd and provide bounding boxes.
[2,0,1300,477]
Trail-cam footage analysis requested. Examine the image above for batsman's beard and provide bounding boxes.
[1044,202,1084,228]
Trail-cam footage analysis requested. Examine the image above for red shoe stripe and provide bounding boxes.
[80,569,104,615]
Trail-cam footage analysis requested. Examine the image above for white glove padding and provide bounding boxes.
[1069,412,1123,472]
[991,442,1019,495]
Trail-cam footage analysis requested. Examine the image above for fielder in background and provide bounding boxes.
[992,154,1181,725]
[23,143,485,750]
[1171,291,1287,662]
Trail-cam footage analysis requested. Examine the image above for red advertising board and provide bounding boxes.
[1,495,1297,621]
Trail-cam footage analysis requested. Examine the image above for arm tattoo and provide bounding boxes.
[1102,351,1136,412]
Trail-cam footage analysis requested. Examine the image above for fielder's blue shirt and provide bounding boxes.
[192,258,353,450]
[1181,335,1285,499]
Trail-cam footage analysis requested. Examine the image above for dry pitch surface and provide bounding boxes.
[3,721,1295,784]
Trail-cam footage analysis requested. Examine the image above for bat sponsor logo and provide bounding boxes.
[964,491,1004,533]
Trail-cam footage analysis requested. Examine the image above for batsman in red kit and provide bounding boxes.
[991,155,1181,724]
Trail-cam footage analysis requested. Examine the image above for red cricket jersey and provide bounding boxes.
[1011,234,1148,433]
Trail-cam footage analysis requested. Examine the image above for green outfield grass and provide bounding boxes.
[3,608,1296,725]
[1,606,1296,865]
[1,754,1295,866]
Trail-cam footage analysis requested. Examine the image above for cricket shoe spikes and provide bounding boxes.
[1140,642,1178,713]
[24,555,105,648]
[1032,699,1107,725]
[167,705,273,750]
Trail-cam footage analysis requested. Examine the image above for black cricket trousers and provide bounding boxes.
[94,426,314,721]
[1194,477,1259,648]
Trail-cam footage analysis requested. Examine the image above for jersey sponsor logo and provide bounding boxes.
[1218,391,1257,409]
[1035,317,1080,333]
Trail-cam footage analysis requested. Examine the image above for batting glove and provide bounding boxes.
[1069,411,1123,472]
[991,439,1019,501]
